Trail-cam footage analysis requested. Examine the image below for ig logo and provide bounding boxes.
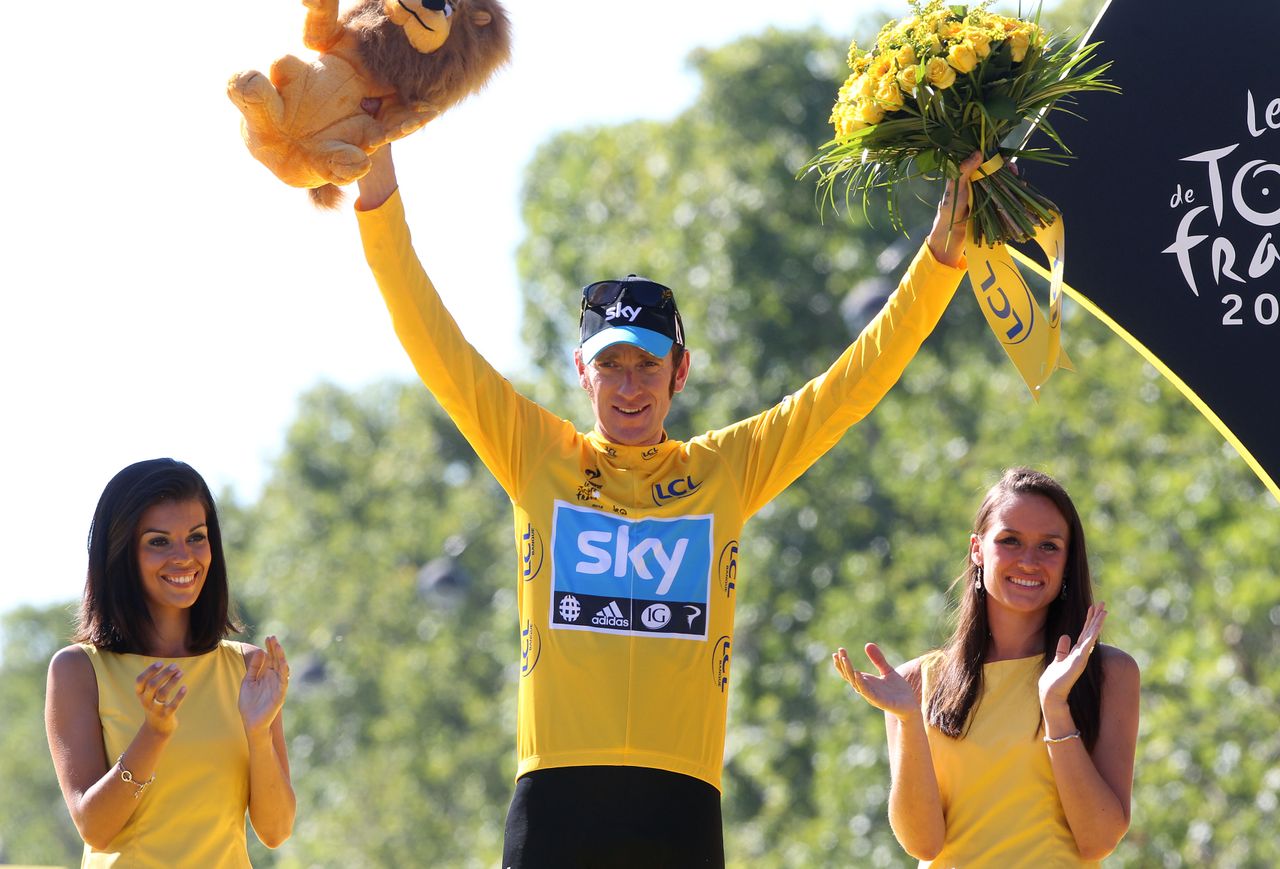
[640,604,672,630]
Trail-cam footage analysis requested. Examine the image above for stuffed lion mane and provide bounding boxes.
[228,0,511,207]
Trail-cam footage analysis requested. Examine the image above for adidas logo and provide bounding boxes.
[591,601,630,628]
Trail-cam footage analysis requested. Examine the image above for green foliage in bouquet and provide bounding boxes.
[802,0,1119,247]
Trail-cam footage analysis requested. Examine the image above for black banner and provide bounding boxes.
[1018,0,1280,501]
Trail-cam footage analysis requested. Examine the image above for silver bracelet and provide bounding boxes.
[1043,730,1082,744]
[116,755,155,799]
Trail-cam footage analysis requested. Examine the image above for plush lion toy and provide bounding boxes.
[228,0,511,207]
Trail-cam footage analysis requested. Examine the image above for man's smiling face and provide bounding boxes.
[575,343,690,446]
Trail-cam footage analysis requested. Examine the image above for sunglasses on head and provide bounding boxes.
[579,278,685,347]
[580,279,677,311]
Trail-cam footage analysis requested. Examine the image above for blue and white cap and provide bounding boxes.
[578,275,685,363]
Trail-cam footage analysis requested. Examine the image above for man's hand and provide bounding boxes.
[926,150,984,267]
[356,118,399,213]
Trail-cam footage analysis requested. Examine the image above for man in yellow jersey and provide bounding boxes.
[354,143,979,867]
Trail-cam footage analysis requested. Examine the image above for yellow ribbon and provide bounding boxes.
[964,160,1072,400]
[971,153,1005,180]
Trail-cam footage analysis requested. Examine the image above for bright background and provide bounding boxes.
[0,1,876,615]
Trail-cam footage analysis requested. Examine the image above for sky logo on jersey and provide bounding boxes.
[550,500,712,639]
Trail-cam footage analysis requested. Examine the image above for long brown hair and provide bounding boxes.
[73,459,240,654]
[925,468,1104,749]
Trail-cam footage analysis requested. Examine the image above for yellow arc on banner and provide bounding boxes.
[965,155,1073,400]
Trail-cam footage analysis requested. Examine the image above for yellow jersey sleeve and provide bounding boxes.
[357,190,572,499]
[701,243,965,518]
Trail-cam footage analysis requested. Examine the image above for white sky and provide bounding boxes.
[0,0,877,616]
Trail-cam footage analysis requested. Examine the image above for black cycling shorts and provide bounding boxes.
[502,765,725,868]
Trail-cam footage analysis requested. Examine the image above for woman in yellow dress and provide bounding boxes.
[45,458,295,867]
[834,467,1140,866]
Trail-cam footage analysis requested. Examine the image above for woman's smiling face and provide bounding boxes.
[135,499,211,618]
[970,491,1069,614]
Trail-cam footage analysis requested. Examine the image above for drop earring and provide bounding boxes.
[974,565,984,594]
[1060,579,1068,600]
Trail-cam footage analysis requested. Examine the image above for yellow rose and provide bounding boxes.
[831,106,867,139]
[856,100,885,125]
[897,63,920,94]
[926,56,957,89]
[896,44,917,67]
[920,32,943,56]
[964,28,991,58]
[947,42,978,74]
[1008,31,1030,62]
[875,75,905,111]
[857,73,876,99]
[870,55,894,79]
[937,20,962,41]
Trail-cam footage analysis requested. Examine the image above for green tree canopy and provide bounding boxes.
[4,4,1278,866]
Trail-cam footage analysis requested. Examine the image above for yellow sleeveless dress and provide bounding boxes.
[81,641,252,868]
[919,653,1099,868]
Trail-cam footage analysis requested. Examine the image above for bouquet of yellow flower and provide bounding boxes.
[804,0,1118,249]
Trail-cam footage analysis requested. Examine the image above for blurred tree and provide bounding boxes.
[515,3,1280,867]
[5,2,1278,867]
[0,604,83,867]
[227,382,517,868]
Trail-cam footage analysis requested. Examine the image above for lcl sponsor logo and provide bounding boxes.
[717,540,738,598]
[521,619,541,677]
[652,475,700,505]
[976,259,1037,346]
[522,523,544,582]
[712,635,731,693]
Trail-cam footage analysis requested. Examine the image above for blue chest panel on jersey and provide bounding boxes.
[549,501,712,639]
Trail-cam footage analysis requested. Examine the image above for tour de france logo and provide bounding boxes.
[1163,89,1280,328]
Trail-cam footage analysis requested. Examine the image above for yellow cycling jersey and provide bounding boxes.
[358,190,964,791]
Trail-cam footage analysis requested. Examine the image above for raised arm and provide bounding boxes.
[356,140,399,212]
[1038,604,1141,859]
[925,153,978,268]
[239,637,295,848]
[713,152,983,515]
[45,647,188,849]
[833,646,945,860]
[354,143,566,496]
